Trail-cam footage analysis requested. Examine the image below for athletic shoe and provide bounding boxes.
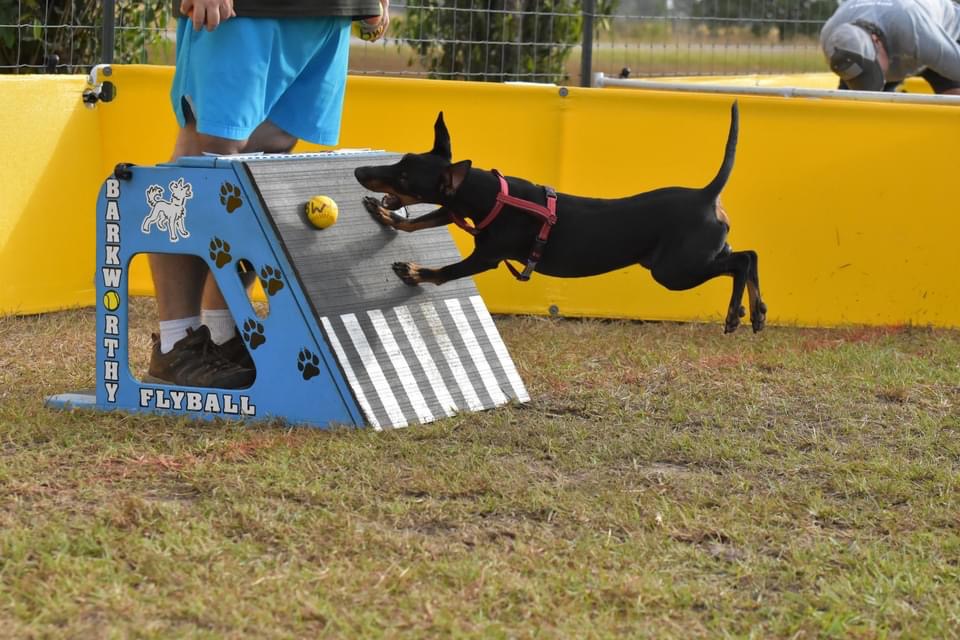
[145,326,254,389]
[217,333,255,370]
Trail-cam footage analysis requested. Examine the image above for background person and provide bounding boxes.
[820,0,960,94]
[146,0,389,389]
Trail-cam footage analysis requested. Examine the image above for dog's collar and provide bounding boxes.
[450,169,557,281]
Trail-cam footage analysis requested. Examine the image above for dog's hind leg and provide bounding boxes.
[713,249,766,333]
[141,212,157,233]
[652,248,765,334]
[744,250,766,332]
[714,249,766,334]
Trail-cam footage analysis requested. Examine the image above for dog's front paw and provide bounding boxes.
[724,304,746,334]
[751,300,768,333]
[363,196,395,228]
[392,262,421,286]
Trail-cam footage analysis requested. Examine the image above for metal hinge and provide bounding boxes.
[83,64,116,108]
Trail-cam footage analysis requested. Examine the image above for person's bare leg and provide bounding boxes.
[150,122,247,326]
[199,120,298,314]
[146,122,260,386]
[244,119,299,155]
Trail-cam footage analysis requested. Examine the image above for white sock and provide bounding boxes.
[159,316,202,354]
[202,309,238,345]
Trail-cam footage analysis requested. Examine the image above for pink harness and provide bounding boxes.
[449,169,558,281]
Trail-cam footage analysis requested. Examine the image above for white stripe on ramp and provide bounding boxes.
[341,313,408,428]
[420,301,483,411]
[320,316,381,430]
[367,309,433,425]
[393,305,457,417]
[469,295,530,402]
[445,298,508,406]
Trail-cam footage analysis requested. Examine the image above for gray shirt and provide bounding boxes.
[232,1,381,19]
[172,1,382,20]
[820,0,960,81]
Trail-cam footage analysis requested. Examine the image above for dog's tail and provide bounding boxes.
[701,100,738,201]
[146,184,163,207]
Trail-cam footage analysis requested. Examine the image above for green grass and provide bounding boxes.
[585,43,827,77]
[2,299,959,638]
[142,33,826,80]
[350,39,827,81]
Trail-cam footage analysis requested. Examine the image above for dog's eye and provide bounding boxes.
[398,173,409,189]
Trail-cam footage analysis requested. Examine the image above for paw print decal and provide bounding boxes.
[242,318,266,350]
[220,182,243,213]
[209,238,232,268]
[297,348,320,380]
[259,265,285,296]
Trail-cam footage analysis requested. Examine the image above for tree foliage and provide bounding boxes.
[690,0,838,40]
[395,0,615,84]
[0,0,172,73]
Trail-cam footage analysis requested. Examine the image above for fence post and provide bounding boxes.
[102,0,115,64]
[580,0,594,87]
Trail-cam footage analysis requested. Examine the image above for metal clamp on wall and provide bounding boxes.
[82,64,116,108]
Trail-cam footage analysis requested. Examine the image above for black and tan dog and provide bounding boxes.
[354,102,766,333]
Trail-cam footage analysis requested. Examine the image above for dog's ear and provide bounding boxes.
[441,159,471,197]
[431,112,452,161]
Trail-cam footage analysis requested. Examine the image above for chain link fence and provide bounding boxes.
[0,1,172,73]
[1,1,839,82]
[587,0,838,80]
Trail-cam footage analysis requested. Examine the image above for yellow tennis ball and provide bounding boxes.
[103,290,120,311]
[354,2,384,41]
[306,195,338,229]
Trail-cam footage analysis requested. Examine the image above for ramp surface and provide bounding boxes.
[245,153,528,429]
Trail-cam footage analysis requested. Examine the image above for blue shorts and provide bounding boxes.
[170,16,351,145]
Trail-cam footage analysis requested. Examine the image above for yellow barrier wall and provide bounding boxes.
[2,66,958,327]
[519,88,959,325]
[0,76,103,315]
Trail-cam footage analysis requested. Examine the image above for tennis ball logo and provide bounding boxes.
[306,195,338,229]
[353,2,384,41]
[103,290,120,311]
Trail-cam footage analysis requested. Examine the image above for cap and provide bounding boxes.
[823,23,884,91]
